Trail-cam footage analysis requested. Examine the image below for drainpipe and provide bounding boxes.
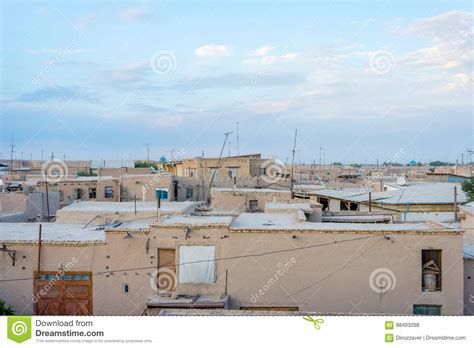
[37,224,42,276]
[454,186,458,221]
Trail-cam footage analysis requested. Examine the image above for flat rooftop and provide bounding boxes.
[307,183,467,205]
[265,202,314,212]
[0,223,105,244]
[152,215,233,227]
[58,201,197,214]
[212,188,291,193]
[230,213,461,234]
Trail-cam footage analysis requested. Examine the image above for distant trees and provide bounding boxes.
[135,160,158,170]
[429,161,455,166]
[76,170,96,177]
[462,177,474,202]
[383,162,403,166]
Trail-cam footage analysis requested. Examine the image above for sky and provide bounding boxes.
[1,0,473,164]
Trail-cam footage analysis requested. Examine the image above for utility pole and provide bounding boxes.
[461,153,464,165]
[9,136,15,177]
[205,131,233,203]
[290,129,297,199]
[467,150,473,164]
[369,192,372,212]
[454,186,458,221]
[44,170,50,222]
[236,121,240,156]
[170,149,175,163]
[228,140,232,157]
[319,145,326,166]
[146,144,150,162]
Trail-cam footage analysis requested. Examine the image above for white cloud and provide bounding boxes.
[74,13,98,31]
[399,10,473,71]
[350,18,375,29]
[244,52,298,65]
[441,73,472,92]
[194,45,232,58]
[118,7,152,22]
[248,45,276,57]
[281,53,298,61]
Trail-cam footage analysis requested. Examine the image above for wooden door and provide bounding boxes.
[34,272,93,315]
[157,248,176,292]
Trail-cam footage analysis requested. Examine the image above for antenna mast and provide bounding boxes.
[236,122,240,156]
[205,131,233,203]
[290,129,297,198]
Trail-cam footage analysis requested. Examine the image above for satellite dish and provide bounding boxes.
[396,176,407,186]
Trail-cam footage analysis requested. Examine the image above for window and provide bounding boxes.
[104,186,113,198]
[340,201,359,211]
[123,283,129,294]
[59,190,64,202]
[413,305,441,315]
[249,199,259,212]
[156,188,169,200]
[422,250,442,291]
[185,187,193,199]
[228,167,237,178]
[318,197,329,211]
[89,187,96,199]
[178,246,216,284]
[74,188,82,200]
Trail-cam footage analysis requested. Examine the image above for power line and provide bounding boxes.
[268,237,379,305]
[0,235,383,283]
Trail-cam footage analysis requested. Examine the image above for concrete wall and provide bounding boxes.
[0,192,59,222]
[36,179,120,207]
[120,175,173,202]
[0,225,463,315]
[211,189,293,213]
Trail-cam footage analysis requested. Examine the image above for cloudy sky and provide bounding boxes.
[1,0,472,164]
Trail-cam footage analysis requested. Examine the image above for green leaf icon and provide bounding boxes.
[7,316,32,343]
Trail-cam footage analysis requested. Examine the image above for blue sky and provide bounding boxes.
[1,0,473,164]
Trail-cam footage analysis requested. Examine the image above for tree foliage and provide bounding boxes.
[0,299,15,315]
[462,177,474,202]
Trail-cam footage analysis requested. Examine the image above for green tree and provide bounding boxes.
[135,160,158,170]
[0,299,15,315]
[76,170,96,177]
[462,177,474,202]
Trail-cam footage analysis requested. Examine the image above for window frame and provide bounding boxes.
[421,249,442,292]
[89,187,96,199]
[413,304,442,315]
[104,186,113,198]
